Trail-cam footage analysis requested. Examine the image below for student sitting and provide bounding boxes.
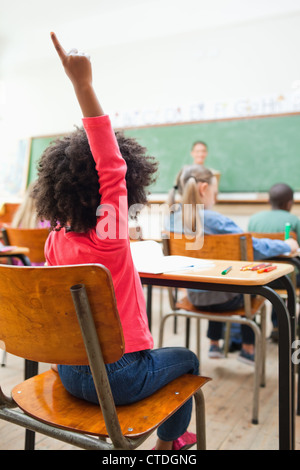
[248,182,300,341]
[32,32,201,451]
[165,166,299,365]
[248,183,300,243]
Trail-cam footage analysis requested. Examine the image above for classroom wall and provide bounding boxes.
[1,5,300,193]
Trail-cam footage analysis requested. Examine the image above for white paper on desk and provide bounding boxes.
[130,240,214,274]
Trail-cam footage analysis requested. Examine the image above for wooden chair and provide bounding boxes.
[0,227,50,369]
[0,203,20,246]
[0,203,20,227]
[1,227,49,264]
[0,264,211,450]
[251,231,299,297]
[159,232,267,424]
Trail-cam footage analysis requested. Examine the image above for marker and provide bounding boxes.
[257,266,277,273]
[285,222,291,240]
[240,263,255,271]
[221,266,232,275]
[251,263,272,271]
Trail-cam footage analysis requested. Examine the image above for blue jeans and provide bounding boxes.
[202,294,255,345]
[58,347,199,442]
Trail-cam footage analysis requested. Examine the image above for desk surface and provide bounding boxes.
[0,247,29,256]
[139,259,294,286]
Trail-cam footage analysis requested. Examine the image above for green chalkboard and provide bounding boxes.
[27,113,300,193]
[27,134,64,186]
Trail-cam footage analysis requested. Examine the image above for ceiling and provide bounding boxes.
[1,0,300,70]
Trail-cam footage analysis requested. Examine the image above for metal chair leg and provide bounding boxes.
[250,321,263,425]
[260,305,267,387]
[223,322,231,357]
[194,389,206,450]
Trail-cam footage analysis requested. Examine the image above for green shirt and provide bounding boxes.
[248,209,300,244]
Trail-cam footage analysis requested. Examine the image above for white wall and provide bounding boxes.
[1,0,300,198]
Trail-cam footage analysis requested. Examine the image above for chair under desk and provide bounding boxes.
[139,259,296,451]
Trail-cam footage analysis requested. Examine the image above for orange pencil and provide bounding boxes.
[257,266,277,274]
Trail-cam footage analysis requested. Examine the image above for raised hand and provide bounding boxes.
[50,32,92,90]
[50,32,103,117]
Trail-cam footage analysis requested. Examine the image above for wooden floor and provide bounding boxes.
[0,286,299,450]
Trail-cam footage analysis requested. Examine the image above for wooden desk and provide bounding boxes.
[0,246,31,266]
[139,259,295,450]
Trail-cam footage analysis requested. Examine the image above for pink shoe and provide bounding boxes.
[172,431,197,450]
[152,431,197,450]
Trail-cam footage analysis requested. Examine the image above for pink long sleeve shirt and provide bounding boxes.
[45,115,154,354]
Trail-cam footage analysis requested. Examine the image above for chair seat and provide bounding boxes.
[275,288,300,298]
[12,370,210,438]
[175,296,265,317]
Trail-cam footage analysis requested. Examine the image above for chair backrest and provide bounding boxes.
[163,232,254,313]
[0,264,124,365]
[251,231,297,241]
[0,203,20,227]
[2,227,49,263]
[163,232,254,261]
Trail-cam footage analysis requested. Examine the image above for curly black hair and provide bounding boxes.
[32,127,158,233]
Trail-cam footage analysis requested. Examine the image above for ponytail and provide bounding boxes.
[181,176,202,234]
[169,165,214,236]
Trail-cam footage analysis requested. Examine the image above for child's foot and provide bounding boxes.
[172,431,197,450]
[237,349,255,366]
[208,344,224,359]
[152,431,197,450]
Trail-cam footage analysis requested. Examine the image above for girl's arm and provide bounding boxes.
[50,32,104,118]
[50,32,128,243]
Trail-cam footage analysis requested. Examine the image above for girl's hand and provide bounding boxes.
[50,32,92,90]
[50,31,104,117]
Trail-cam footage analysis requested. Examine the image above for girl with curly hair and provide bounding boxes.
[33,32,200,451]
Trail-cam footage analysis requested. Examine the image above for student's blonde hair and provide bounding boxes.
[168,165,214,234]
[11,182,40,228]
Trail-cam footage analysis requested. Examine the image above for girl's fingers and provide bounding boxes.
[67,48,79,55]
[50,32,67,62]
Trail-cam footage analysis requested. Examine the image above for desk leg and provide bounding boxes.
[24,360,38,450]
[24,360,38,381]
[279,275,297,449]
[271,256,300,417]
[146,285,152,331]
[259,282,293,450]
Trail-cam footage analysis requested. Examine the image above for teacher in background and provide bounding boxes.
[190,141,208,165]
[190,140,221,184]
